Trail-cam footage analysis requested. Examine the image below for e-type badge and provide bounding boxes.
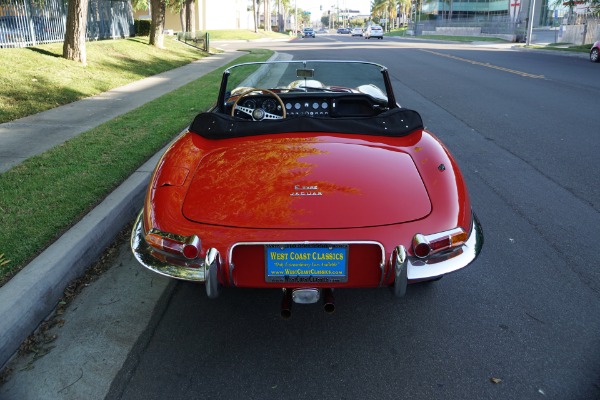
[290,185,322,197]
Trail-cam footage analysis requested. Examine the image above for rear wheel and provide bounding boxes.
[591,48,600,63]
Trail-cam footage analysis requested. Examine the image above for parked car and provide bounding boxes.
[365,25,384,39]
[351,27,363,36]
[590,41,600,63]
[337,27,350,34]
[302,27,315,38]
[131,59,484,317]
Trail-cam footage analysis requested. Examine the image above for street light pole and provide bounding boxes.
[526,0,535,45]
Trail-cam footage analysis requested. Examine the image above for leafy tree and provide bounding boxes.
[552,0,600,21]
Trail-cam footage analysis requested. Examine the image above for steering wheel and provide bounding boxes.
[231,88,287,120]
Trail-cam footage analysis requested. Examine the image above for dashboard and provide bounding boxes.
[229,93,383,119]
[234,96,331,117]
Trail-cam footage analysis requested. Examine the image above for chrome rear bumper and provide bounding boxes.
[131,210,483,284]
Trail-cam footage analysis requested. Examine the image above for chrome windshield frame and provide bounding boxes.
[217,60,396,113]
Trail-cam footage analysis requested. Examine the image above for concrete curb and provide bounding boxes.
[0,49,286,369]
[512,45,589,58]
[0,149,163,368]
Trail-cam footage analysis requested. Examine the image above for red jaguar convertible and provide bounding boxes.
[131,60,483,316]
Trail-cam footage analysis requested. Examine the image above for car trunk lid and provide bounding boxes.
[182,140,431,229]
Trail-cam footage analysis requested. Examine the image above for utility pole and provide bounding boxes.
[526,0,535,45]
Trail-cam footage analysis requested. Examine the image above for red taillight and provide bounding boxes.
[412,228,467,259]
[182,243,200,259]
[145,230,201,260]
[412,234,431,258]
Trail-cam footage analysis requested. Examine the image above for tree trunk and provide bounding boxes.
[180,7,186,32]
[185,0,194,32]
[63,0,89,64]
[149,0,166,48]
[252,0,258,32]
[264,0,269,31]
[256,0,262,31]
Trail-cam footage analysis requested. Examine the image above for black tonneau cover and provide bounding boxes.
[189,108,423,139]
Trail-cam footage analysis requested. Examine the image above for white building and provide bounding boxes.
[134,0,256,32]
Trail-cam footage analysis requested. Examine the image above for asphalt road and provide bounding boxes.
[106,36,600,399]
[5,34,600,399]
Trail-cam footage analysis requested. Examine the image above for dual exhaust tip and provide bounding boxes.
[281,288,335,319]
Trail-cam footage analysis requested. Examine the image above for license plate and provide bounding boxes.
[265,244,348,283]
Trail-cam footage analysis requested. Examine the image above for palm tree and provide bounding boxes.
[371,0,402,29]
[397,0,411,25]
[278,0,291,31]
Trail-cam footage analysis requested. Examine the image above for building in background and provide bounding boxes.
[133,0,255,32]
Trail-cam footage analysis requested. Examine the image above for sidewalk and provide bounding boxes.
[0,50,243,173]
[0,49,246,370]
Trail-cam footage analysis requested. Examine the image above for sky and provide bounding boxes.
[296,0,372,18]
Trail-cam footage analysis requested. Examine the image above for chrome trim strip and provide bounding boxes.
[230,240,385,283]
[407,213,484,280]
[130,211,206,282]
[229,240,385,262]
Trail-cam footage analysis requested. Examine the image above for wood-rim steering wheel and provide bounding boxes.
[231,88,287,120]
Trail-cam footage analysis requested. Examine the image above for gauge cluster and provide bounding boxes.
[240,97,279,113]
[236,96,331,117]
[284,99,330,117]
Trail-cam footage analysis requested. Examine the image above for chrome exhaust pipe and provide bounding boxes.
[323,288,335,313]
[281,289,292,319]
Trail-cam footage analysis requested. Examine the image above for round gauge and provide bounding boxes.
[312,102,319,109]
[263,99,277,112]
[294,103,301,110]
[241,99,256,109]
[321,102,328,109]
[285,103,292,110]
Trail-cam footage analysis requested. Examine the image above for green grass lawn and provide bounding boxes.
[0,37,214,124]
[0,45,273,286]
[527,43,590,53]
[207,29,290,40]
[0,31,290,124]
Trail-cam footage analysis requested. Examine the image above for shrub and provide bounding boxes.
[134,19,151,36]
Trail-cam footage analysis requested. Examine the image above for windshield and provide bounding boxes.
[221,60,392,107]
